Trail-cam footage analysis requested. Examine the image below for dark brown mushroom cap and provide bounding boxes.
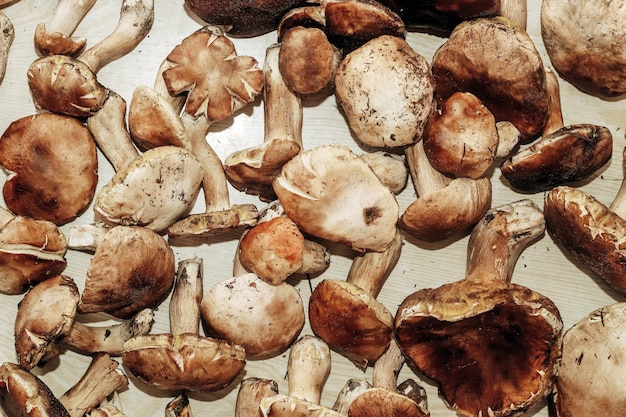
[544,185,626,295]
[78,225,176,319]
[0,216,67,295]
[309,279,393,369]
[394,278,563,417]
[0,113,98,226]
[347,387,429,417]
[27,55,108,117]
[431,16,550,140]
[501,125,613,193]
[34,23,87,57]
[122,333,246,392]
[541,0,626,97]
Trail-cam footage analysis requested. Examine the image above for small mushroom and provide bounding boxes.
[399,139,492,242]
[34,0,97,57]
[235,378,279,417]
[27,0,154,117]
[395,200,563,417]
[334,34,435,148]
[501,69,613,193]
[0,112,98,226]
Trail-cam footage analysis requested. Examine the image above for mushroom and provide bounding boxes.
[541,0,626,97]
[200,272,305,359]
[332,379,372,414]
[273,144,399,253]
[360,151,408,195]
[0,353,128,417]
[122,257,246,392]
[165,393,191,417]
[235,378,279,417]
[88,91,204,233]
[500,69,613,193]
[334,34,435,149]
[27,0,154,117]
[308,229,402,369]
[34,0,97,57]
[399,139,492,242]
[430,16,551,141]
[224,43,302,201]
[395,200,563,417]
[0,207,67,295]
[0,112,98,226]
[550,302,626,417]
[162,25,263,238]
[0,10,14,85]
[259,335,344,417]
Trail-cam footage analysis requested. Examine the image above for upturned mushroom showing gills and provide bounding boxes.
[0,112,98,226]
[431,16,550,141]
[273,144,399,253]
[334,34,435,149]
[395,200,563,417]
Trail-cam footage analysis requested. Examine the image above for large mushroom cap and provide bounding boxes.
[0,113,98,226]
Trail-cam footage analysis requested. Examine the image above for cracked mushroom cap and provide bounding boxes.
[0,113,98,226]
[273,144,399,253]
[431,16,551,140]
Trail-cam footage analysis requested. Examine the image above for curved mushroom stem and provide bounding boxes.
[34,0,97,56]
[405,139,451,196]
[542,68,564,136]
[287,335,331,404]
[371,337,404,391]
[609,146,626,219]
[78,0,154,74]
[0,11,14,85]
[169,257,203,335]
[235,378,279,417]
[465,199,545,283]
[500,0,527,31]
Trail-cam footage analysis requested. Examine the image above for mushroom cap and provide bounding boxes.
[33,23,87,57]
[541,0,626,97]
[335,35,435,148]
[399,177,492,242]
[260,395,345,417]
[78,225,176,319]
[0,215,67,295]
[27,55,108,117]
[200,273,305,359]
[347,388,429,417]
[167,204,259,239]
[501,124,613,193]
[431,16,550,140]
[552,302,626,417]
[309,279,394,369]
[544,185,626,295]
[423,91,498,179]
[0,113,98,226]
[122,333,246,392]
[273,144,399,253]
[394,278,563,417]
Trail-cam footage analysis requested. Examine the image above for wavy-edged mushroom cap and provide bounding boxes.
[0,113,98,226]
[78,225,175,319]
[0,213,67,295]
[541,0,626,97]
[551,302,626,417]
[395,200,563,417]
[273,144,399,253]
[200,273,305,359]
[335,35,434,148]
[431,16,550,140]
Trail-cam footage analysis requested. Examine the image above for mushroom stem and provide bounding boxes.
[405,139,451,197]
[609,147,626,219]
[165,393,192,417]
[58,353,129,417]
[371,338,404,391]
[34,0,97,56]
[333,379,372,414]
[500,0,527,30]
[0,11,14,85]
[542,68,564,136]
[78,0,154,74]
[465,199,545,283]
[287,335,331,404]
[0,205,15,228]
[169,257,203,336]
[235,378,279,417]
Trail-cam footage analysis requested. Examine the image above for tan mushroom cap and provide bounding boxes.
[431,16,550,140]
[273,144,399,253]
[0,214,67,295]
[200,273,305,359]
[122,333,246,392]
[0,113,98,226]
[552,302,626,417]
[348,388,429,417]
[78,225,176,320]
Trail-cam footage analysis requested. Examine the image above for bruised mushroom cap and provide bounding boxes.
[552,302,626,417]
[541,0,626,97]
[273,144,399,253]
[544,185,626,295]
[335,35,435,148]
[431,16,550,140]
[78,225,176,319]
[122,333,246,392]
[0,113,98,226]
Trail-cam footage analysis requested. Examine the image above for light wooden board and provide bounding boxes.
[0,1,624,416]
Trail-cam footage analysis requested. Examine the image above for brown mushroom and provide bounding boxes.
[34,0,97,57]
[395,200,563,417]
[332,379,372,414]
[0,112,98,226]
[235,378,279,417]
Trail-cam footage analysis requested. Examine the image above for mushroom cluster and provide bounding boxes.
[0,1,624,417]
